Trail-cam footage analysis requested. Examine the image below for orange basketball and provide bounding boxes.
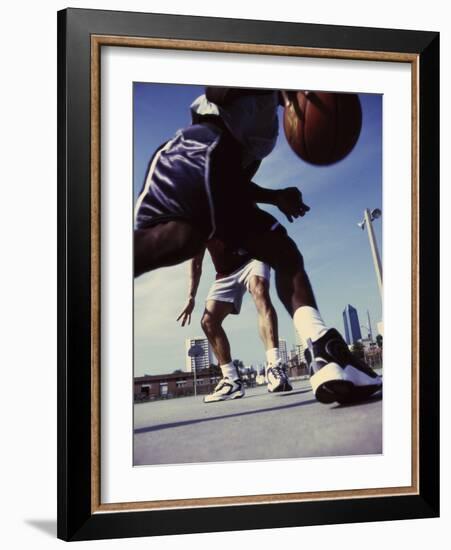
[283,91,362,166]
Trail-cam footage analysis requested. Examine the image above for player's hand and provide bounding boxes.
[176,297,195,327]
[275,187,310,223]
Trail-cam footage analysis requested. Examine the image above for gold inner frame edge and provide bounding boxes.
[90,35,420,514]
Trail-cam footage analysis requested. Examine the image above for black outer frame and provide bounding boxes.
[57,8,439,542]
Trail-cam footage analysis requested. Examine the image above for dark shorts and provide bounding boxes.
[134,122,280,245]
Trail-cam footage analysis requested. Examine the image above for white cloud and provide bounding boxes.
[134,256,219,375]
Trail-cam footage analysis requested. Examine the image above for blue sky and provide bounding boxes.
[133,83,382,377]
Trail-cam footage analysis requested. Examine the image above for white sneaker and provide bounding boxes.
[306,328,382,404]
[204,377,245,403]
[266,364,293,393]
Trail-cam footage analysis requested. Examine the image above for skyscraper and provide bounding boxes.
[185,337,214,372]
[342,304,362,345]
[279,338,288,365]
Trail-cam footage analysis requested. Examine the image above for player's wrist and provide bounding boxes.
[261,187,280,204]
[272,188,285,203]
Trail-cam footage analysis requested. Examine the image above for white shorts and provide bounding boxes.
[205,260,271,314]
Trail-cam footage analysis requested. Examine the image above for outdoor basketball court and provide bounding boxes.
[134,377,382,466]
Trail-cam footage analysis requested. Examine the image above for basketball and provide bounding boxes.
[283,91,362,166]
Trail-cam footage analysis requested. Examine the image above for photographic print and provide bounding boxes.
[133,83,384,466]
[58,9,439,540]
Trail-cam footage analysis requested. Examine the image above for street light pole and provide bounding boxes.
[361,208,383,300]
[360,312,374,342]
[367,309,373,342]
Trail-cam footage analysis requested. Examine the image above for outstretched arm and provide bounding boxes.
[176,247,206,327]
[249,182,310,223]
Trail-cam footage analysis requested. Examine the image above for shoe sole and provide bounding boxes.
[334,384,383,404]
[268,383,293,393]
[311,362,382,404]
[204,392,245,403]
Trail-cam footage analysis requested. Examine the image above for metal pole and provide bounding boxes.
[367,310,374,342]
[364,208,383,299]
[193,363,197,397]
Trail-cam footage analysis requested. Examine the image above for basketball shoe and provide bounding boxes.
[306,328,382,404]
[204,377,245,403]
[267,363,293,393]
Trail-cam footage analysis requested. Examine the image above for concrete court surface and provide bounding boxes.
[133,378,382,466]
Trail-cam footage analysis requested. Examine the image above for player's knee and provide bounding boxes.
[134,222,205,276]
[201,312,219,336]
[200,313,210,334]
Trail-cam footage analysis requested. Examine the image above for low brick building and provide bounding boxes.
[134,369,221,402]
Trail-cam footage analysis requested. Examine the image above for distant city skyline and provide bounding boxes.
[137,331,317,375]
[136,307,380,376]
[133,83,383,376]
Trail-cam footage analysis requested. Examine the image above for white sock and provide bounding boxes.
[266,347,281,365]
[220,362,238,380]
[293,306,328,348]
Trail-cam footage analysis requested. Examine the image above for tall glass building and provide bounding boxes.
[343,304,362,345]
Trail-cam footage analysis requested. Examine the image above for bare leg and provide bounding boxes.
[248,275,278,350]
[241,228,317,317]
[248,273,292,392]
[201,300,235,365]
[134,220,205,277]
[239,221,381,403]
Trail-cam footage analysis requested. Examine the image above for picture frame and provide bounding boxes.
[57,7,439,542]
